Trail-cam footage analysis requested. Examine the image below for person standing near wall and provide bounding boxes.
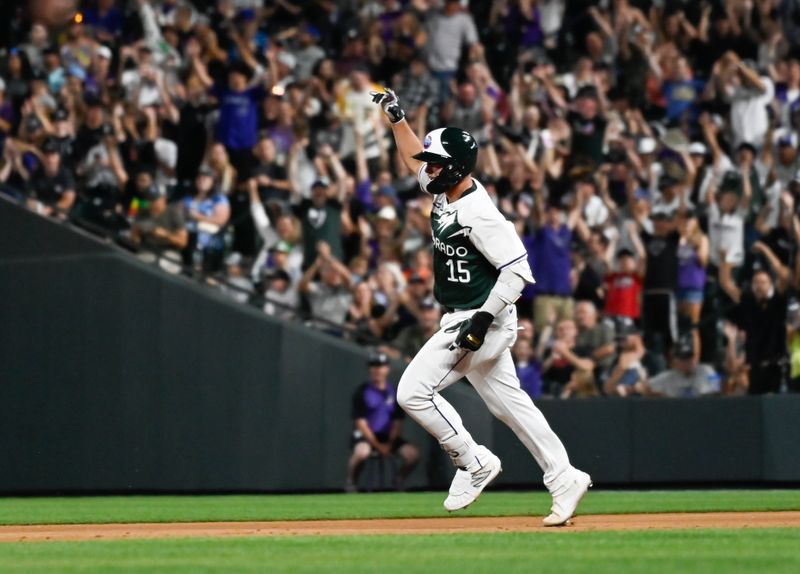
[720,242,789,394]
[346,352,420,492]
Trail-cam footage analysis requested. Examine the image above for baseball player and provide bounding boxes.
[370,88,591,526]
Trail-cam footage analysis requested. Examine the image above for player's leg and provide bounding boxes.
[398,318,505,511]
[396,325,485,470]
[345,440,373,492]
[468,328,591,525]
[468,328,571,485]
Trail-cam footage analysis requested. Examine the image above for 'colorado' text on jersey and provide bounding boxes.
[420,168,535,309]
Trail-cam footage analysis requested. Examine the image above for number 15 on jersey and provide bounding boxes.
[445,259,471,283]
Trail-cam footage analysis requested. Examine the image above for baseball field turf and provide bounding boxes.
[0,490,798,573]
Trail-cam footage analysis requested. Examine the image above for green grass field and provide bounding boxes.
[2,490,800,525]
[0,491,798,573]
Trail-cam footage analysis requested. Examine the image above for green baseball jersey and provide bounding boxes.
[419,170,535,310]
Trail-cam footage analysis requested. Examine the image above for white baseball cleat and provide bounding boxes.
[443,452,503,512]
[542,468,592,527]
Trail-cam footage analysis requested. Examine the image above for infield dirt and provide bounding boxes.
[1,511,799,542]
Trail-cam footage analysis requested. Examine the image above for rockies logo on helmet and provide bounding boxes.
[413,127,478,194]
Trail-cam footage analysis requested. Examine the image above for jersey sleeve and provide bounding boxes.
[469,211,535,284]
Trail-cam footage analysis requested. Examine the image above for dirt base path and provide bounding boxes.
[2,512,799,542]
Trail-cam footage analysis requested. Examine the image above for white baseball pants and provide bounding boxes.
[397,306,572,490]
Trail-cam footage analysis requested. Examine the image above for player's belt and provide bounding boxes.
[442,305,479,314]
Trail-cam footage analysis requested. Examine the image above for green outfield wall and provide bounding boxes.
[1,197,799,493]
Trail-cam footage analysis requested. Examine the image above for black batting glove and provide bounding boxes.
[369,87,405,124]
[454,311,494,352]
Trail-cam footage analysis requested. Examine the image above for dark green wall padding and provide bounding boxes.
[1,197,799,493]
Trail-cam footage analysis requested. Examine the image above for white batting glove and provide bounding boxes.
[369,88,406,124]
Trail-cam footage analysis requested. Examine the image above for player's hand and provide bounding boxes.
[454,311,494,352]
[370,88,405,124]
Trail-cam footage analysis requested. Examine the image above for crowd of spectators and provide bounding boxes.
[4,0,800,398]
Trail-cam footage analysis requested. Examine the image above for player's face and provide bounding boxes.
[425,163,444,179]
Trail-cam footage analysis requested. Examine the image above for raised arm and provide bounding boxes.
[740,161,753,214]
[697,3,712,42]
[627,220,647,278]
[752,240,790,292]
[157,75,180,125]
[0,147,12,183]
[192,56,214,90]
[317,241,353,290]
[136,0,164,49]
[106,139,129,189]
[732,53,766,93]
[719,251,742,304]
[248,179,278,242]
[286,137,307,203]
[370,88,424,175]
[588,6,614,38]
[321,145,348,203]
[699,112,724,173]
[551,340,595,373]
[228,28,261,77]
[389,119,424,174]
[298,256,323,294]
[353,122,370,184]
[696,231,710,268]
